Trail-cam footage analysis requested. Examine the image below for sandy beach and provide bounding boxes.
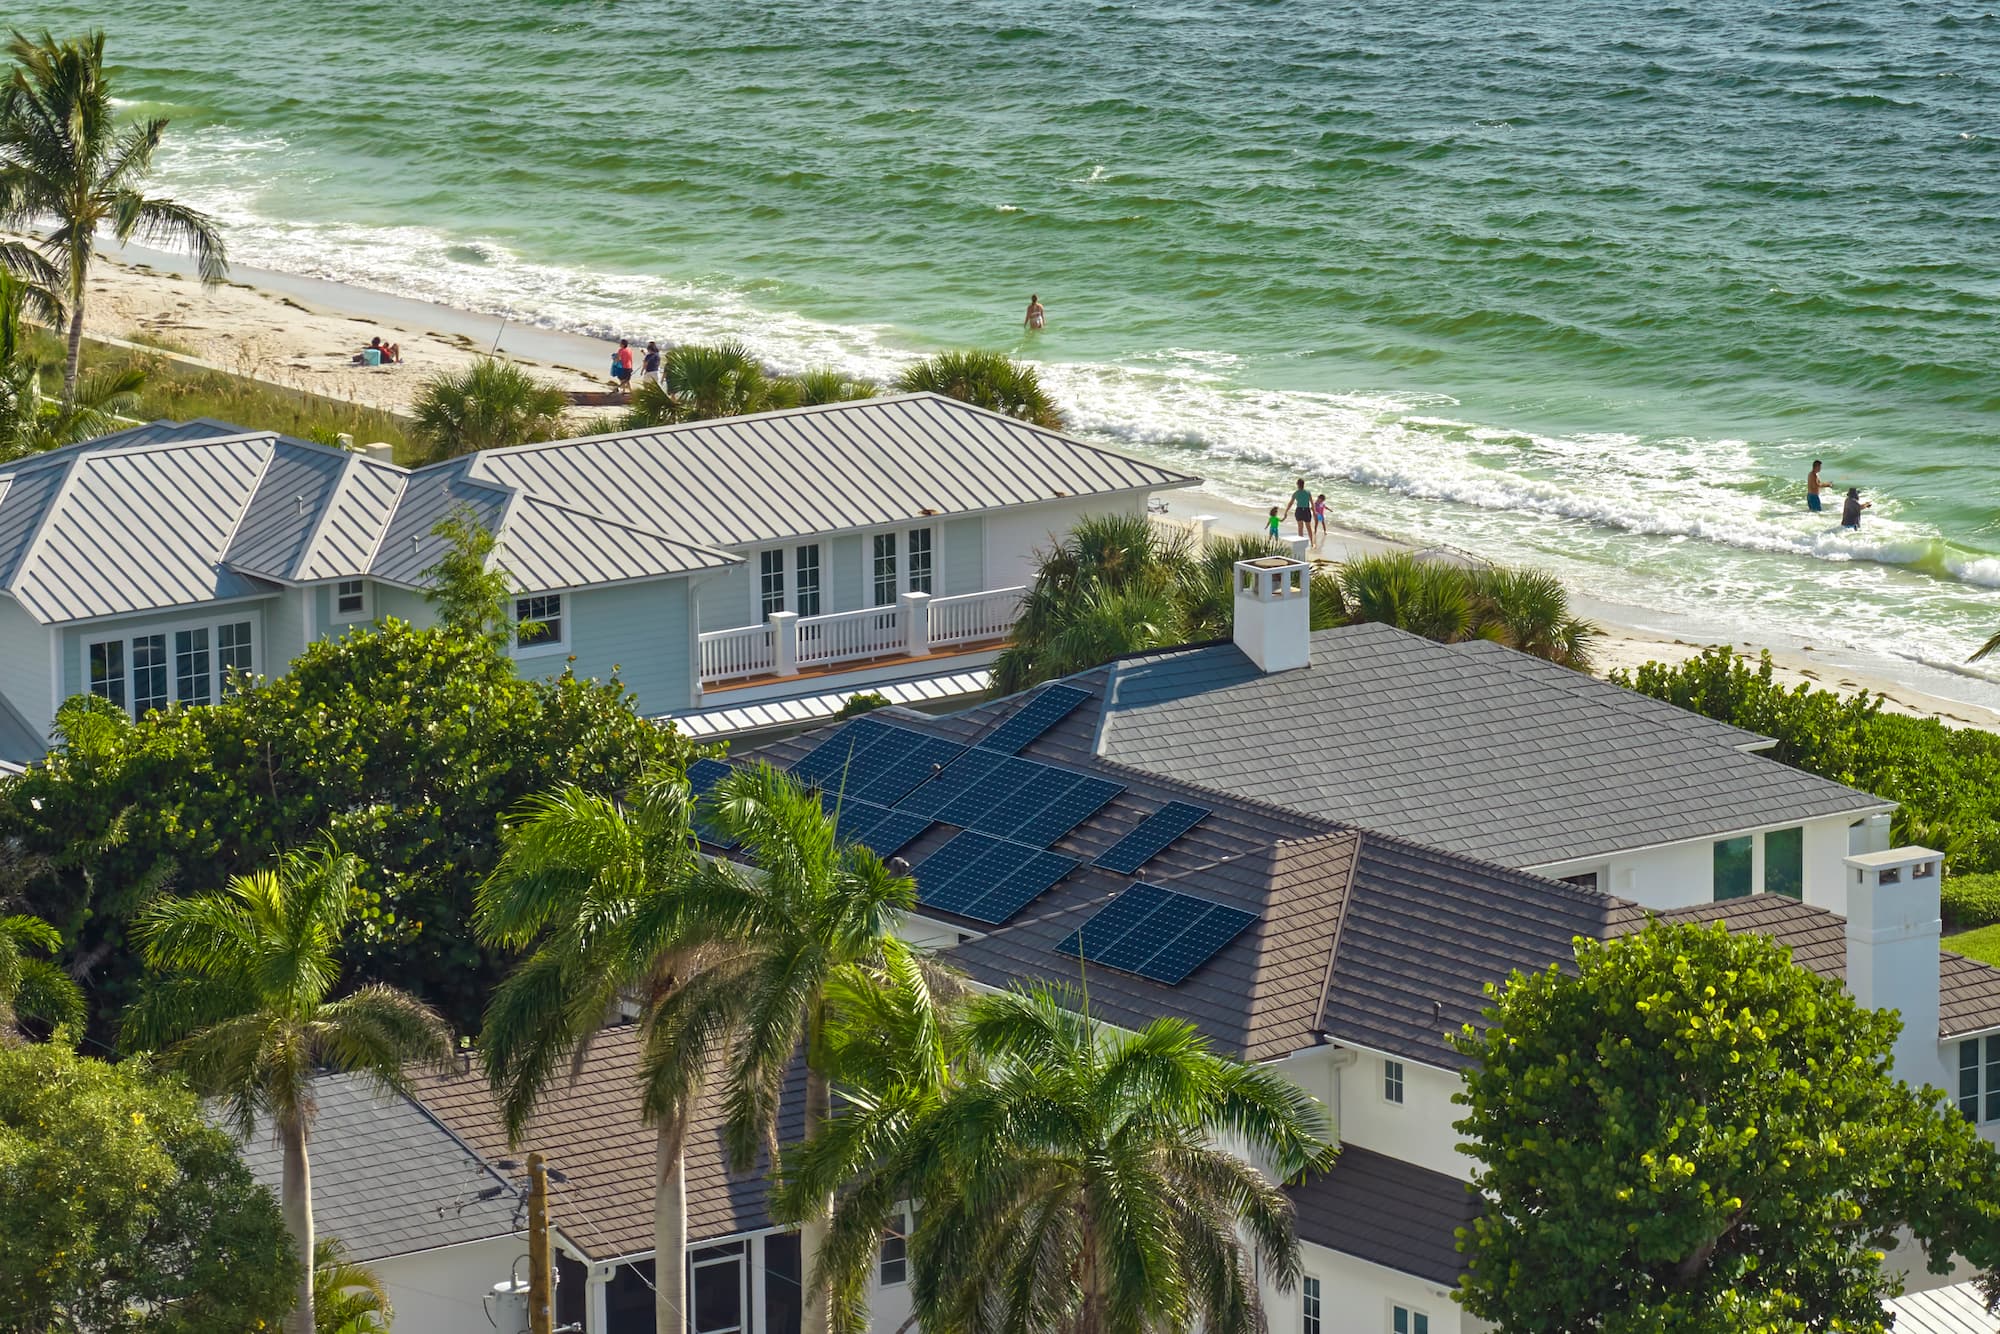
[63,244,2000,735]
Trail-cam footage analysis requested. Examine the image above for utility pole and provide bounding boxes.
[527,1152,554,1334]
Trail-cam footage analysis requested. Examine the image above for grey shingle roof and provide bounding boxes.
[411,1027,807,1261]
[232,1072,520,1264]
[1286,1145,1480,1285]
[1096,622,1890,868]
[470,393,1199,551]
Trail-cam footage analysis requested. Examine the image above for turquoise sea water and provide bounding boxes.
[16,0,2000,688]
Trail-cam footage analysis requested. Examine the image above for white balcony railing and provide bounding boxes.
[697,584,1030,687]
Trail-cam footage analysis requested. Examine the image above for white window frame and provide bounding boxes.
[1302,1275,1322,1334]
[795,543,822,618]
[85,615,258,718]
[907,526,934,594]
[1383,1058,1405,1106]
[688,1240,748,1334]
[513,591,570,658]
[880,1209,910,1286]
[758,548,787,620]
[1390,1302,1430,1334]
[331,578,370,622]
[861,524,940,606]
[1959,1035,2000,1124]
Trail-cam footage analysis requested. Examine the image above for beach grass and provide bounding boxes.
[1946,924,2000,969]
[27,327,413,456]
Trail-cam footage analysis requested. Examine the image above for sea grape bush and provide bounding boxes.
[1614,647,2000,874]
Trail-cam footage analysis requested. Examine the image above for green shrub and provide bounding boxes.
[834,691,891,719]
[1615,647,2000,874]
[1945,871,2000,932]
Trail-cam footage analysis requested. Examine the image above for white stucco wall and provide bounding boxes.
[1280,1242,1475,1334]
[1532,813,1875,917]
[1329,1048,1467,1181]
[374,1234,527,1334]
[980,493,1150,591]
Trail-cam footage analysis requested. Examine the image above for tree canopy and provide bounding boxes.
[0,1039,298,1333]
[1451,921,2000,1331]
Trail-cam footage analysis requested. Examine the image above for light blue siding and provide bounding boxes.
[370,585,435,627]
[0,597,53,735]
[830,534,864,612]
[941,517,984,596]
[543,578,694,713]
[265,587,312,670]
[698,560,753,633]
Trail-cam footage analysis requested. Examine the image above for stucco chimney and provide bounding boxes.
[360,441,397,463]
[1844,846,1947,1091]
[1232,554,1311,674]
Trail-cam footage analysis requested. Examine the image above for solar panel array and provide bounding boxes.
[913,831,1080,925]
[791,716,966,806]
[974,683,1092,755]
[1092,802,1211,875]
[687,757,738,848]
[830,800,934,858]
[898,751,1123,846]
[1056,882,1258,985]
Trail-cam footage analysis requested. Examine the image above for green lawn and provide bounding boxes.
[1946,924,2000,968]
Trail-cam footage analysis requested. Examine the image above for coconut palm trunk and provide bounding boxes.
[656,1117,689,1334]
[800,1061,835,1334]
[61,288,85,409]
[279,1112,316,1334]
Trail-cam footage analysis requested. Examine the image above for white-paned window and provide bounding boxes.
[1302,1276,1321,1334]
[131,634,168,716]
[1391,1306,1429,1334]
[218,621,253,693]
[688,1241,747,1334]
[175,627,212,705]
[515,593,564,651]
[796,544,822,618]
[334,579,367,617]
[872,533,898,606]
[87,639,125,709]
[1384,1058,1405,1105]
[907,526,933,594]
[880,1209,909,1286]
[1960,1037,2000,1123]
[760,549,786,618]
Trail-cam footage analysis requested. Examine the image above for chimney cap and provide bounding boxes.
[1845,846,1943,869]
[1245,555,1298,570]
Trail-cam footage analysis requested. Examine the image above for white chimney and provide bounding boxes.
[1844,846,1947,1091]
[361,441,397,463]
[1232,554,1311,674]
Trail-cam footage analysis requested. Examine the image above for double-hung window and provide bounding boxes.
[335,579,367,617]
[760,549,787,619]
[1391,1306,1429,1334]
[880,1210,909,1286]
[872,533,898,606]
[515,593,564,651]
[907,527,934,594]
[1302,1277,1321,1334]
[88,639,126,709]
[795,544,822,618]
[1384,1058,1405,1105]
[175,627,212,705]
[131,635,169,716]
[217,621,254,694]
[1960,1036,2000,1123]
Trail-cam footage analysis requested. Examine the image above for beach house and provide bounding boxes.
[0,394,1197,770]
[379,554,1992,1334]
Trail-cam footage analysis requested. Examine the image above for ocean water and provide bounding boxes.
[16,0,2000,692]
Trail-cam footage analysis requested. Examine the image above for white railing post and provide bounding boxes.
[1195,514,1216,548]
[1286,535,1310,561]
[768,611,799,676]
[900,591,931,656]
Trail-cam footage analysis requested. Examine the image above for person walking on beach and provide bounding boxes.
[1806,460,1836,513]
[642,341,662,386]
[611,339,635,395]
[1840,487,1871,530]
[1024,294,1046,330]
[1312,493,1329,547]
[1289,478,1314,539]
[1265,506,1283,541]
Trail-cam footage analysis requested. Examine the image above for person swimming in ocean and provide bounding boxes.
[1840,487,1871,530]
[1806,459,1836,513]
[1024,294,1045,330]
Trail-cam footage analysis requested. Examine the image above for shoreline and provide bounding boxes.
[62,242,2000,734]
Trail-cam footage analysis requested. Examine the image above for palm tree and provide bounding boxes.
[1465,564,1598,670]
[668,760,937,1334]
[0,266,143,460]
[1971,630,1999,664]
[894,349,1064,428]
[786,366,877,407]
[475,761,724,1334]
[0,29,226,408]
[1334,551,1474,644]
[123,845,454,1334]
[788,984,1336,1334]
[410,357,567,463]
[0,911,83,1041]
[314,1238,392,1334]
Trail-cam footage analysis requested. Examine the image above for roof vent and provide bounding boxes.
[1231,554,1311,674]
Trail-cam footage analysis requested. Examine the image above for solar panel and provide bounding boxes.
[856,810,933,858]
[913,831,1079,924]
[1010,774,1125,846]
[976,684,1092,755]
[1092,802,1210,875]
[1056,884,1258,985]
[687,758,739,848]
[896,748,1007,818]
[789,718,963,807]
[790,716,894,787]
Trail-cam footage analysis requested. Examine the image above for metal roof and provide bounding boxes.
[1883,1280,2000,1333]
[469,392,1200,550]
[1096,622,1891,868]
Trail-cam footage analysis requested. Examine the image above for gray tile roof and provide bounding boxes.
[1286,1145,1480,1285]
[411,1027,806,1261]
[1096,622,1890,869]
[469,393,1199,550]
[232,1072,520,1264]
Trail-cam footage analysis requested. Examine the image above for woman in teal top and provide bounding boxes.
[1290,477,1314,537]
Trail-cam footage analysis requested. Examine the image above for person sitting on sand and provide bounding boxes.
[352,336,400,366]
[1807,459,1836,513]
[1290,477,1314,539]
[1024,294,1045,330]
[1841,487,1871,530]
[1266,506,1282,541]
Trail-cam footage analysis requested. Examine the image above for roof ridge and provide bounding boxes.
[211,439,281,576]
[286,447,363,582]
[355,470,409,576]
